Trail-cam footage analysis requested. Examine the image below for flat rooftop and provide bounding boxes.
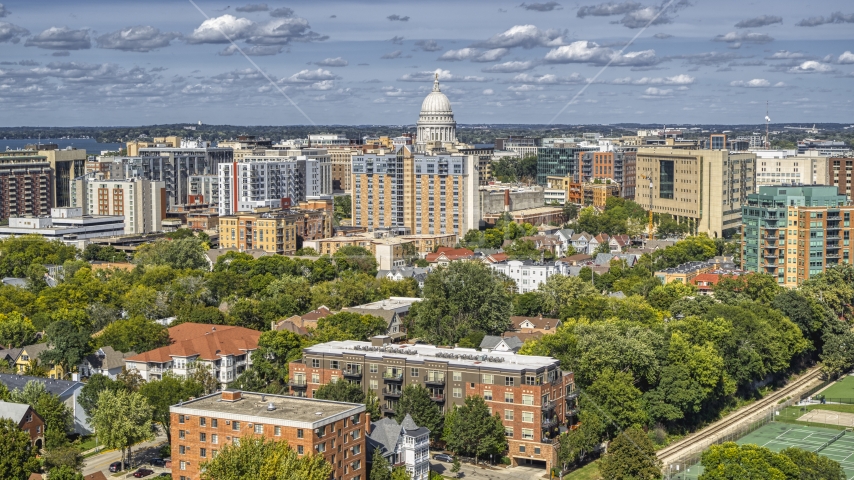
[171,391,364,428]
[348,297,421,310]
[302,340,562,372]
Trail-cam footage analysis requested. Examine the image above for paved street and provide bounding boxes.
[82,434,169,477]
[430,458,547,480]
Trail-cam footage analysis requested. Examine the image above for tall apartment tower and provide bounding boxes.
[635,147,756,238]
[0,151,53,219]
[350,147,479,237]
[741,185,854,287]
[70,174,166,235]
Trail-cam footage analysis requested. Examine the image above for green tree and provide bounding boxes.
[779,446,845,480]
[139,374,204,443]
[90,389,154,468]
[395,384,443,442]
[200,437,332,480]
[0,312,37,348]
[370,449,392,480]
[0,417,39,480]
[46,466,84,480]
[410,262,512,345]
[314,379,365,404]
[314,312,389,342]
[699,442,799,480]
[505,239,541,261]
[538,274,598,316]
[97,316,169,354]
[365,389,382,420]
[10,381,74,448]
[79,374,124,419]
[133,237,208,270]
[333,246,378,276]
[598,427,662,480]
[391,467,411,480]
[236,329,305,394]
[442,396,507,463]
[40,319,92,378]
[0,235,78,278]
[43,443,84,472]
[556,409,606,470]
[583,369,648,438]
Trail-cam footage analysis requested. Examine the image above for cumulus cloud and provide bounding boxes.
[653,33,672,39]
[729,78,770,87]
[315,57,348,67]
[25,26,91,50]
[381,50,403,59]
[577,1,641,17]
[280,68,339,84]
[0,22,29,44]
[510,72,586,84]
[387,14,410,22]
[96,26,181,52]
[399,68,487,82]
[414,39,442,52]
[186,14,325,46]
[544,41,660,66]
[269,7,294,18]
[482,60,538,72]
[235,3,268,12]
[520,2,562,12]
[612,74,694,85]
[483,89,494,95]
[508,84,543,91]
[838,51,854,64]
[796,12,854,27]
[0,3,9,17]
[475,24,566,49]
[768,50,807,59]
[52,50,70,57]
[788,60,835,73]
[389,35,404,44]
[620,6,674,28]
[735,15,782,28]
[713,31,774,44]
[641,87,672,97]
[218,44,283,56]
[439,48,509,62]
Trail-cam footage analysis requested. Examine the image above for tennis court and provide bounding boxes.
[664,423,854,480]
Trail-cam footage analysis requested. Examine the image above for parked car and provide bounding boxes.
[433,453,454,463]
[157,474,171,478]
[109,461,127,473]
[151,458,166,467]
[133,468,154,478]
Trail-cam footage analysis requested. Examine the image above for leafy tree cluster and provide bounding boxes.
[489,154,538,183]
[81,244,127,263]
[200,437,332,480]
[460,215,537,251]
[333,195,351,221]
[569,197,649,237]
[699,442,844,480]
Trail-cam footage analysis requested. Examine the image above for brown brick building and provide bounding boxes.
[170,390,367,480]
[289,337,577,472]
[0,400,45,449]
[830,157,854,200]
[219,209,332,254]
[0,152,53,219]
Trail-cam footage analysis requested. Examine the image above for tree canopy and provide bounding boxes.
[200,437,332,480]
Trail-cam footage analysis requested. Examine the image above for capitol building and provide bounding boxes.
[415,74,457,153]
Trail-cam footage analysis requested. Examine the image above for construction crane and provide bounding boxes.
[640,174,654,239]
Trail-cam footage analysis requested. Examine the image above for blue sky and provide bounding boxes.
[0,0,852,126]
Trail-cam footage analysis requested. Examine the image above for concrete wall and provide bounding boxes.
[480,188,545,215]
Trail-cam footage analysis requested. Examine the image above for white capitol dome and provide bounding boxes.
[416,73,456,150]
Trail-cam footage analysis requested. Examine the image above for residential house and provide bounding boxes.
[272,306,332,333]
[368,414,430,480]
[78,346,137,380]
[376,267,431,290]
[519,235,565,257]
[124,323,261,387]
[1,347,22,368]
[15,343,65,379]
[589,233,610,254]
[555,228,574,254]
[509,315,561,334]
[608,234,631,253]
[488,260,569,293]
[0,374,90,434]
[0,400,45,448]
[479,252,509,264]
[555,254,592,266]
[570,233,593,255]
[343,297,421,341]
[479,335,524,353]
[424,247,474,267]
[593,253,640,268]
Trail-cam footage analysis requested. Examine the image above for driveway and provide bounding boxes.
[430,458,547,480]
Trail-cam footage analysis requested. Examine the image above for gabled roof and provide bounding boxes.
[0,400,33,424]
[557,228,575,239]
[124,323,261,363]
[302,306,332,322]
[510,315,560,331]
[1,347,22,362]
[570,232,593,241]
[480,335,524,352]
[344,308,397,326]
[272,321,308,336]
[368,417,403,457]
[482,252,508,264]
[83,346,136,371]
[594,253,639,266]
[610,234,631,246]
[377,267,431,280]
[425,247,474,263]
[0,373,81,398]
[18,343,50,361]
[594,233,610,243]
[556,254,593,265]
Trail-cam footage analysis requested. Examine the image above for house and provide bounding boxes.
[570,232,594,254]
[555,228,575,254]
[14,343,65,379]
[487,260,569,294]
[589,233,610,254]
[376,267,431,289]
[691,272,745,295]
[510,315,561,334]
[344,297,421,341]
[555,254,593,266]
[424,247,474,267]
[78,346,136,380]
[479,252,509,264]
[518,235,565,257]
[594,253,640,268]
[124,323,261,387]
[273,306,332,332]
[0,400,45,449]
[479,335,524,353]
[1,347,22,368]
[0,374,90,434]
[608,234,631,252]
[367,414,430,480]
[1,277,28,288]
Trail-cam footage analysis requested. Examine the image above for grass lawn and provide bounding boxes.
[77,435,98,451]
[563,460,602,480]
[776,403,854,430]
[819,375,854,401]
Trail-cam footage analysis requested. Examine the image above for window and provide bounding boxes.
[211,434,218,444]
[534,447,541,455]
[200,433,206,442]
[453,371,461,381]
[370,379,378,390]
[297,429,304,439]
[180,461,186,471]
[522,412,534,423]
[522,429,534,440]
[312,373,320,383]
[200,417,206,427]
[255,424,264,434]
[178,415,185,424]
[233,438,240,446]
[232,421,240,431]
[519,445,526,453]
[505,426,514,437]
[200,448,207,458]
[212,419,218,428]
[505,377,515,387]
[411,368,419,378]
[369,363,378,373]
[298,445,304,455]
[179,430,185,439]
[179,445,186,454]
[483,390,493,401]
[453,388,462,398]
[482,374,494,384]
[311,359,321,368]
[522,394,533,405]
[504,410,514,421]
[330,360,340,370]
[274,426,281,436]
[505,392,514,403]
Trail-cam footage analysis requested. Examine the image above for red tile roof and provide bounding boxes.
[301,306,332,321]
[510,315,561,331]
[691,273,725,289]
[425,247,474,263]
[125,323,261,363]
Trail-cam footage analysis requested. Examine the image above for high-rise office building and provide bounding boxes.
[535,141,597,186]
[741,185,854,287]
[829,157,854,200]
[635,147,756,238]
[70,173,165,235]
[754,153,830,187]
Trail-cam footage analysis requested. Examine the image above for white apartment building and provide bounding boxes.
[487,260,568,293]
[368,415,430,480]
[188,174,219,205]
[218,150,332,216]
[753,151,830,186]
[308,134,351,146]
[70,174,165,235]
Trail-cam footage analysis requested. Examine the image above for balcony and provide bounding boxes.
[383,389,402,398]
[288,379,308,389]
[763,254,778,259]
[565,391,579,402]
[383,372,403,383]
[828,215,841,221]
[343,369,362,379]
[541,400,556,413]
[827,254,841,259]
[827,243,841,250]
[540,437,555,445]
[424,375,445,386]
[827,235,841,241]
[381,406,396,415]
[541,418,559,430]
[430,394,445,403]
[567,407,579,417]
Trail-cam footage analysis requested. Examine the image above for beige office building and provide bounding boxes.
[70,174,166,235]
[635,147,756,238]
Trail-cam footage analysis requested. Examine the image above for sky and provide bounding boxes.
[0,0,852,127]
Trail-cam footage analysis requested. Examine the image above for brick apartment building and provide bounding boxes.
[0,152,53,219]
[169,390,367,480]
[289,337,577,471]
